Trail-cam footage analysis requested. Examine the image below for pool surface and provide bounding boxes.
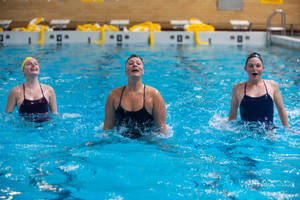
[0,44,299,199]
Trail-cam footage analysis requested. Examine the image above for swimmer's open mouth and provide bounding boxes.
[252,72,258,76]
[132,69,139,72]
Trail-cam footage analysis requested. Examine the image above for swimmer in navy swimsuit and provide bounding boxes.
[103,54,167,138]
[240,80,274,128]
[5,57,57,118]
[19,83,49,114]
[17,83,51,122]
[115,85,155,138]
[229,52,289,128]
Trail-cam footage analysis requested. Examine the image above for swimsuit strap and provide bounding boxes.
[119,86,126,107]
[39,83,45,97]
[244,82,247,95]
[143,84,146,107]
[23,83,45,99]
[244,80,268,95]
[119,85,146,107]
[22,84,26,99]
[262,80,269,94]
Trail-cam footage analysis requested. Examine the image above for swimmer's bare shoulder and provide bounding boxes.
[232,82,245,100]
[265,79,278,88]
[8,84,23,99]
[146,85,167,133]
[264,79,280,98]
[146,85,166,109]
[146,85,160,95]
[5,84,23,112]
[108,86,125,108]
[41,83,53,91]
[41,83,55,96]
[145,85,163,103]
[10,84,22,92]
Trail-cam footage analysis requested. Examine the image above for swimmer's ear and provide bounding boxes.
[244,65,247,71]
[125,66,129,75]
[124,63,128,74]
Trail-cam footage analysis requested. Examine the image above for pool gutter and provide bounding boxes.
[0,31,267,46]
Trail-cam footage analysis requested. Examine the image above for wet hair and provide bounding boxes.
[126,54,144,65]
[245,52,263,66]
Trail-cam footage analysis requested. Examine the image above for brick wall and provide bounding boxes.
[0,0,299,31]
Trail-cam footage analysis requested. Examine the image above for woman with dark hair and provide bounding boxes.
[229,52,289,128]
[103,55,167,138]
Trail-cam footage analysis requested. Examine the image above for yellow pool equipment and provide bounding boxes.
[12,17,52,32]
[185,19,214,45]
[76,23,102,31]
[11,17,52,44]
[129,21,161,46]
[77,23,119,44]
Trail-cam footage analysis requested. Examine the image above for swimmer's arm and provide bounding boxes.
[152,90,167,134]
[48,87,58,114]
[273,82,289,127]
[229,85,239,120]
[5,88,18,113]
[103,92,115,130]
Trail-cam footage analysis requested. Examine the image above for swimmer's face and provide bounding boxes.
[125,57,144,77]
[23,58,40,75]
[244,57,264,79]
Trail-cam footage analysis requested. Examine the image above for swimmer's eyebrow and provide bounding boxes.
[128,60,142,64]
[26,61,36,65]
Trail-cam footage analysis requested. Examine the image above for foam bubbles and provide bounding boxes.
[62,113,82,119]
[59,164,79,172]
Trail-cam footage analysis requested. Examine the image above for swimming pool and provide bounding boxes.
[0,44,299,199]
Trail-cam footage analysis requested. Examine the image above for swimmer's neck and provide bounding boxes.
[247,78,263,86]
[127,78,143,91]
[25,76,39,88]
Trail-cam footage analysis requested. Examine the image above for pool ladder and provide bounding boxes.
[266,9,286,46]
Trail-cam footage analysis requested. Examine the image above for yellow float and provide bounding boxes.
[76,23,102,31]
[129,21,161,46]
[185,19,214,45]
[92,25,119,44]
[11,18,52,44]
[12,17,52,32]
[76,23,119,44]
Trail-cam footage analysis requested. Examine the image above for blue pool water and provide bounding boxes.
[0,44,299,199]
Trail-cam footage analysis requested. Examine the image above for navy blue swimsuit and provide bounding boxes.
[115,85,154,139]
[19,84,49,122]
[240,80,274,126]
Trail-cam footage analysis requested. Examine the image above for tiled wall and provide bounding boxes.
[0,0,299,30]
